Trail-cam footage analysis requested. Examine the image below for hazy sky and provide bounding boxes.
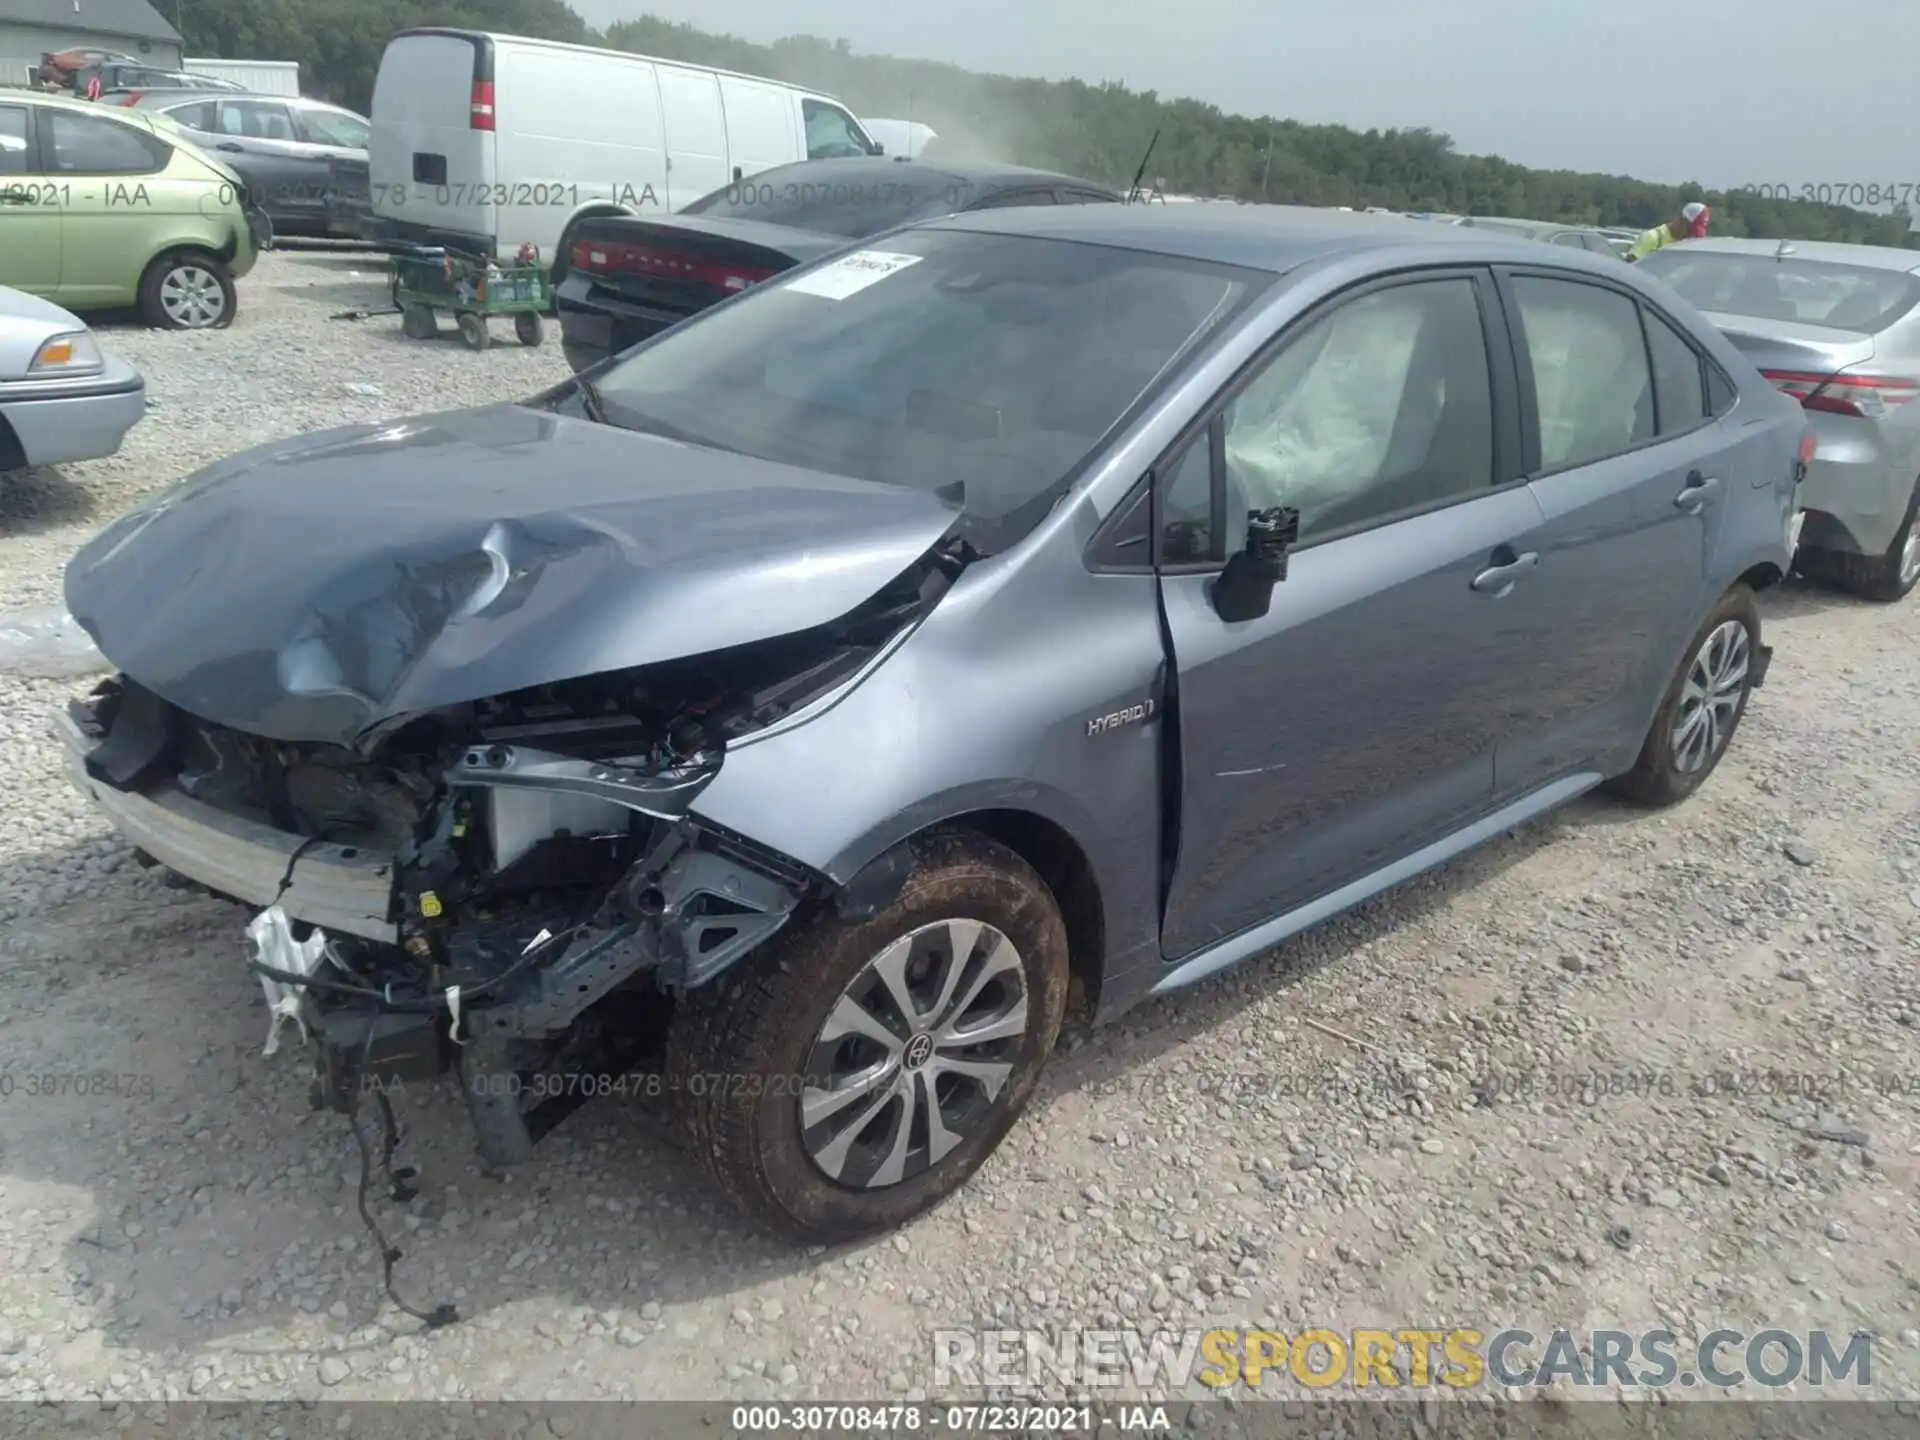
[573,0,1915,191]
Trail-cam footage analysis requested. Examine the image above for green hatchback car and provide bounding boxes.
[0,92,268,329]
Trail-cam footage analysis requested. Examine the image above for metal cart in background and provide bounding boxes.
[389,244,548,351]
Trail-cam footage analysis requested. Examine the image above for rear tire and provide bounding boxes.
[1606,585,1759,809]
[138,250,235,330]
[1833,481,1920,603]
[667,830,1069,1243]
[456,312,489,351]
[514,312,544,347]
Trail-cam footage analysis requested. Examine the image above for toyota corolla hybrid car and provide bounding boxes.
[58,206,1807,1241]
[1637,237,1920,600]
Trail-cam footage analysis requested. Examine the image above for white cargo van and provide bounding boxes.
[365,29,880,273]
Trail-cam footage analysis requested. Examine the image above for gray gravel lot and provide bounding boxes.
[0,250,1917,1421]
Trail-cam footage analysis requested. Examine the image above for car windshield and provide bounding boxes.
[682,174,973,240]
[1640,250,1920,332]
[590,228,1268,554]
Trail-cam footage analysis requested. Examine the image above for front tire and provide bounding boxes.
[1607,584,1759,808]
[138,250,235,330]
[667,830,1069,1242]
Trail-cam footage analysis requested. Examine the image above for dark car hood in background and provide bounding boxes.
[65,404,960,748]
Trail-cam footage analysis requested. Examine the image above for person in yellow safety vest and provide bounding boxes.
[1626,202,1710,261]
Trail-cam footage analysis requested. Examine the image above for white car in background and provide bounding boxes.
[0,287,145,475]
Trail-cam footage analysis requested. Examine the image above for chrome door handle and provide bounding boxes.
[1675,472,1721,512]
[1470,551,1539,596]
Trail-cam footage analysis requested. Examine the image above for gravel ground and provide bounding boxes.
[0,249,1918,1423]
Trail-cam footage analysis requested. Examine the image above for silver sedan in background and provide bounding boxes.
[1639,238,1920,601]
[0,286,145,475]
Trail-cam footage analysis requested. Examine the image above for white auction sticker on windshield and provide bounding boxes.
[783,250,922,300]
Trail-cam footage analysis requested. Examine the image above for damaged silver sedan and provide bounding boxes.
[59,206,1804,1246]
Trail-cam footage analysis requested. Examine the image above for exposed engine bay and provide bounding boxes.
[61,537,963,1258]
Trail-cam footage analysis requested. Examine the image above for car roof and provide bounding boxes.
[1650,237,1920,272]
[736,156,1120,195]
[917,201,1573,273]
[397,28,860,109]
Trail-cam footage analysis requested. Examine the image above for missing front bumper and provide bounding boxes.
[55,707,399,940]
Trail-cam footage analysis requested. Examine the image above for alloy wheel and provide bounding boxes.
[1670,619,1749,773]
[800,919,1029,1190]
[160,264,226,327]
[1899,526,1919,589]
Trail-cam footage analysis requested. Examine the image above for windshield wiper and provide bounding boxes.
[574,374,609,425]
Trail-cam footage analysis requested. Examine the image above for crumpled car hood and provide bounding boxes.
[65,403,960,747]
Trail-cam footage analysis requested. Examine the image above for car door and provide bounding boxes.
[717,77,797,183]
[204,97,321,225]
[36,107,172,303]
[1490,268,1735,797]
[655,67,729,210]
[1156,269,1543,959]
[0,103,61,292]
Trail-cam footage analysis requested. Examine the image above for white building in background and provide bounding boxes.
[0,0,182,87]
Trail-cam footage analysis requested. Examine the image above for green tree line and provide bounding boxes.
[174,0,1916,246]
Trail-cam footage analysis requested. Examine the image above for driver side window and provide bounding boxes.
[1210,277,1496,552]
[802,99,871,159]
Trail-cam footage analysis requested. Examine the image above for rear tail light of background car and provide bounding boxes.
[1761,369,1920,419]
[469,80,495,130]
[568,240,777,293]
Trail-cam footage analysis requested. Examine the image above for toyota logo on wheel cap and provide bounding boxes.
[903,1033,934,1070]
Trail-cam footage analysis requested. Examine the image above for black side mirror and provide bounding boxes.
[1211,506,1299,622]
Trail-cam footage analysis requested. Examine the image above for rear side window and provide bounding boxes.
[0,106,28,176]
[1643,308,1707,433]
[967,186,1055,209]
[1510,276,1654,470]
[215,100,297,140]
[163,100,215,132]
[44,110,168,176]
[1706,363,1737,416]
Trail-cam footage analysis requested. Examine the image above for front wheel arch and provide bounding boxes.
[666,827,1071,1240]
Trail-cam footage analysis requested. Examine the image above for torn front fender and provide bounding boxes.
[63,403,962,748]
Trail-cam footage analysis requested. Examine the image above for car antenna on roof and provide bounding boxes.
[1127,130,1161,205]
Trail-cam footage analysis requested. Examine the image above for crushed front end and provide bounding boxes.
[53,551,953,1168]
